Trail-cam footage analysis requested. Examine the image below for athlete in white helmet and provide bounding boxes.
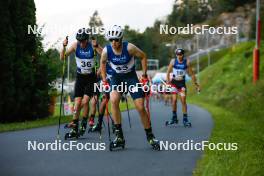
[100,25,160,150]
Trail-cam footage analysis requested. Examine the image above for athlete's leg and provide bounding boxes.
[133,97,151,129]
[172,93,178,113]
[99,94,108,114]
[110,90,121,124]
[169,93,178,123]
[73,97,83,120]
[179,90,187,115]
[82,95,91,118]
[90,95,98,116]
[90,94,108,132]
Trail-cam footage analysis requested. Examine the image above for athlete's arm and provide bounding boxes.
[128,43,147,75]
[166,60,173,83]
[60,42,77,60]
[187,58,200,89]
[100,47,108,82]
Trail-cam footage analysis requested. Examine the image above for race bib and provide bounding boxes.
[76,58,95,74]
[173,69,186,80]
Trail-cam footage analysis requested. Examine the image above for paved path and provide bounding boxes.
[0,101,213,176]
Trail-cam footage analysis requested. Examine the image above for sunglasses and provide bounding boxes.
[109,38,121,42]
[176,53,183,56]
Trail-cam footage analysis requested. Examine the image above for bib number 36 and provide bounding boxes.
[81,61,92,68]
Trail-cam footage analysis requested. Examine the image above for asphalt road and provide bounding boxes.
[0,100,213,176]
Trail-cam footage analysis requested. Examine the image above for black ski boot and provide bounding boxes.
[79,118,88,136]
[109,125,125,151]
[64,119,79,140]
[146,128,160,150]
[165,116,179,126]
[90,123,102,132]
[183,116,191,127]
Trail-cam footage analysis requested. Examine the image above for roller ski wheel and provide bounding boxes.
[165,119,179,126]
[183,117,192,128]
[109,138,125,151]
[64,129,79,140]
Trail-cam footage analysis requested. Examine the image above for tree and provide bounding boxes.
[0,0,59,122]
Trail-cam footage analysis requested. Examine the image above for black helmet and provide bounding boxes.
[175,48,185,55]
[76,28,89,41]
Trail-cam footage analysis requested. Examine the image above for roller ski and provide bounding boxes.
[64,120,80,140]
[146,131,160,151]
[109,127,125,151]
[165,117,179,126]
[79,118,88,136]
[183,116,192,127]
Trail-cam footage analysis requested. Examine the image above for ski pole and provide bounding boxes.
[57,36,68,139]
[125,95,132,128]
[105,98,111,142]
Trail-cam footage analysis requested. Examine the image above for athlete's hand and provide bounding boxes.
[91,38,98,48]
[140,74,149,85]
[63,36,68,47]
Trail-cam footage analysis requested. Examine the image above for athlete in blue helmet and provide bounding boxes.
[60,28,103,139]
[100,25,160,150]
[166,48,200,127]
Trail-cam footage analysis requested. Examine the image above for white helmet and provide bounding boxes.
[105,25,124,40]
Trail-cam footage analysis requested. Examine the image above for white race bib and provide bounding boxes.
[76,58,95,74]
[173,68,186,80]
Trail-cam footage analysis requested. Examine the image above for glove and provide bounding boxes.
[102,80,110,90]
[140,74,150,95]
[140,74,149,85]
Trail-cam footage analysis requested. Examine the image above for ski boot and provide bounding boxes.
[89,123,102,133]
[165,117,179,126]
[79,118,88,136]
[146,132,160,151]
[64,120,79,140]
[109,128,125,151]
[183,116,192,127]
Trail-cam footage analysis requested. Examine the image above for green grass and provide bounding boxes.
[186,41,264,175]
[0,98,135,133]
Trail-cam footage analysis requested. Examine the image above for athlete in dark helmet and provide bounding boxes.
[60,28,103,139]
[166,48,200,127]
